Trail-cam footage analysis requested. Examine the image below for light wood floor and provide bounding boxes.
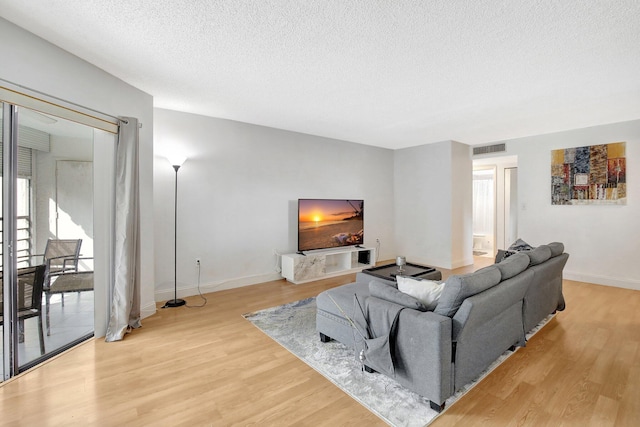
[1,258,638,426]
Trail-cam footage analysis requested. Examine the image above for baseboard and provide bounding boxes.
[564,270,640,291]
[141,302,157,319]
[451,256,475,270]
[154,272,284,302]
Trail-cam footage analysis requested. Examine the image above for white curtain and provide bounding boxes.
[105,117,141,342]
[472,171,494,236]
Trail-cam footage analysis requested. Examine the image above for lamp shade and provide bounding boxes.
[167,154,187,167]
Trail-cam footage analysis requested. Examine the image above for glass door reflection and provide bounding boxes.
[1,101,5,381]
[25,108,95,368]
[16,108,95,370]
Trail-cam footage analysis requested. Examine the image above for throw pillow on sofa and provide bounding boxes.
[495,238,536,263]
[508,238,535,251]
[495,249,516,263]
[396,276,444,311]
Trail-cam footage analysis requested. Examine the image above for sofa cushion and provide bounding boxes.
[434,265,502,317]
[369,280,427,311]
[547,242,564,257]
[396,276,444,311]
[527,245,552,266]
[496,252,530,280]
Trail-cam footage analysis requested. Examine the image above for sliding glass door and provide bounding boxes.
[2,103,97,380]
[1,102,5,381]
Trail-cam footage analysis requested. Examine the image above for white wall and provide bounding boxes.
[494,120,640,290]
[451,141,474,268]
[0,18,156,324]
[153,108,395,299]
[153,106,637,296]
[394,140,473,269]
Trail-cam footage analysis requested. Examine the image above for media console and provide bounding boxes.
[281,246,376,284]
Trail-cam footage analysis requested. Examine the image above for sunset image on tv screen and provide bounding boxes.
[298,199,363,251]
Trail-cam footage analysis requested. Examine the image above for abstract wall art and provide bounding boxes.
[551,142,626,205]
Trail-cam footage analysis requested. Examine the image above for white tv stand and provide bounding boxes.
[281,246,376,284]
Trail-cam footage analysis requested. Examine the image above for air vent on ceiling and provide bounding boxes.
[473,143,506,155]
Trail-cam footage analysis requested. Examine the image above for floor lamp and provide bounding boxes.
[164,155,187,308]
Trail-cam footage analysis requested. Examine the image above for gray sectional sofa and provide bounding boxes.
[316,242,568,412]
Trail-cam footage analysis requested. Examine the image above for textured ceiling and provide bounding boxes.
[1,0,639,149]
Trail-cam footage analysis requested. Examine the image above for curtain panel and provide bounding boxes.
[105,117,141,341]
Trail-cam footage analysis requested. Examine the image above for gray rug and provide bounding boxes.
[243,298,551,427]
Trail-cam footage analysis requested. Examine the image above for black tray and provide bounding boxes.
[362,262,436,281]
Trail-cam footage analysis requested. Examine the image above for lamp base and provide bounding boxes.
[163,298,186,308]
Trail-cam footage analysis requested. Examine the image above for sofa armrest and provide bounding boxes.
[523,252,569,331]
[450,269,533,388]
[361,296,453,406]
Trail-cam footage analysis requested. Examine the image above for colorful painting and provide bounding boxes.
[551,142,626,205]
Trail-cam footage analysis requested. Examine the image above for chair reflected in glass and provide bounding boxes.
[44,268,94,335]
[31,238,93,336]
[34,238,83,288]
[0,264,47,355]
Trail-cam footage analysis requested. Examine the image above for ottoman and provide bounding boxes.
[316,270,442,347]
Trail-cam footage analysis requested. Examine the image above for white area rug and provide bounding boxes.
[243,297,551,427]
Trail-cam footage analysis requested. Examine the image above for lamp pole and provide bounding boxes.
[164,161,186,308]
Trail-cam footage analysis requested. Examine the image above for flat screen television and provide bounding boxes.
[298,199,364,252]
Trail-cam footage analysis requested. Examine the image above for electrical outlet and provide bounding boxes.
[376,238,380,244]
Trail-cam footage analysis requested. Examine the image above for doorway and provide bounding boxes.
[472,155,519,254]
[472,168,496,257]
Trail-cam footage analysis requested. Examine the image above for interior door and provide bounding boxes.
[504,167,518,247]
